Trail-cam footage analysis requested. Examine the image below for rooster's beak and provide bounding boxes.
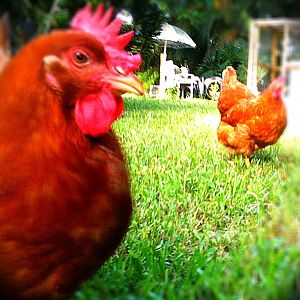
[103,73,144,96]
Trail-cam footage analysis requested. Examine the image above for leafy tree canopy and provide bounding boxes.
[1,0,300,78]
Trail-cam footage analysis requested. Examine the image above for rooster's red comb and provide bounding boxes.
[70,3,141,73]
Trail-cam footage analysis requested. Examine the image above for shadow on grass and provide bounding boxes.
[250,144,299,166]
[250,149,280,164]
[224,149,280,166]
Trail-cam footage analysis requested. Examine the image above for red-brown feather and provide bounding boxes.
[217,66,287,157]
[0,28,132,300]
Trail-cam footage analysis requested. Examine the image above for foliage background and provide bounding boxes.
[1,0,300,84]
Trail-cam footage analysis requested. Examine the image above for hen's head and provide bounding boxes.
[43,4,143,137]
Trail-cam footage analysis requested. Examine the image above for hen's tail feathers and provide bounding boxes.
[222,66,237,85]
[218,66,255,112]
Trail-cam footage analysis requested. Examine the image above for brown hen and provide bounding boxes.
[217,66,287,157]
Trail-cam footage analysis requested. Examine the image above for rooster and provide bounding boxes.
[217,66,287,158]
[0,4,143,300]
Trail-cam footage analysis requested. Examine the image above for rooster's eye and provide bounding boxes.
[73,52,89,64]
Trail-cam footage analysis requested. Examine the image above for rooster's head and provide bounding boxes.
[43,3,143,137]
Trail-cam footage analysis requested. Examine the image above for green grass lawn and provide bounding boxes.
[72,97,300,300]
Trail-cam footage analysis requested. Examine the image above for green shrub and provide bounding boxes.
[165,87,180,100]
[137,67,159,93]
[197,38,248,83]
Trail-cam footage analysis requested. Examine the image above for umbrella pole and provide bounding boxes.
[159,41,167,98]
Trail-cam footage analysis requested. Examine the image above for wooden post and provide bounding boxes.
[271,31,279,81]
[281,24,289,76]
[247,20,259,95]
[281,24,290,97]
[0,13,10,72]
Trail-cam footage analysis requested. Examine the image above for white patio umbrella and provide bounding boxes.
[155,23,196,97]
[156,23,196,52]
